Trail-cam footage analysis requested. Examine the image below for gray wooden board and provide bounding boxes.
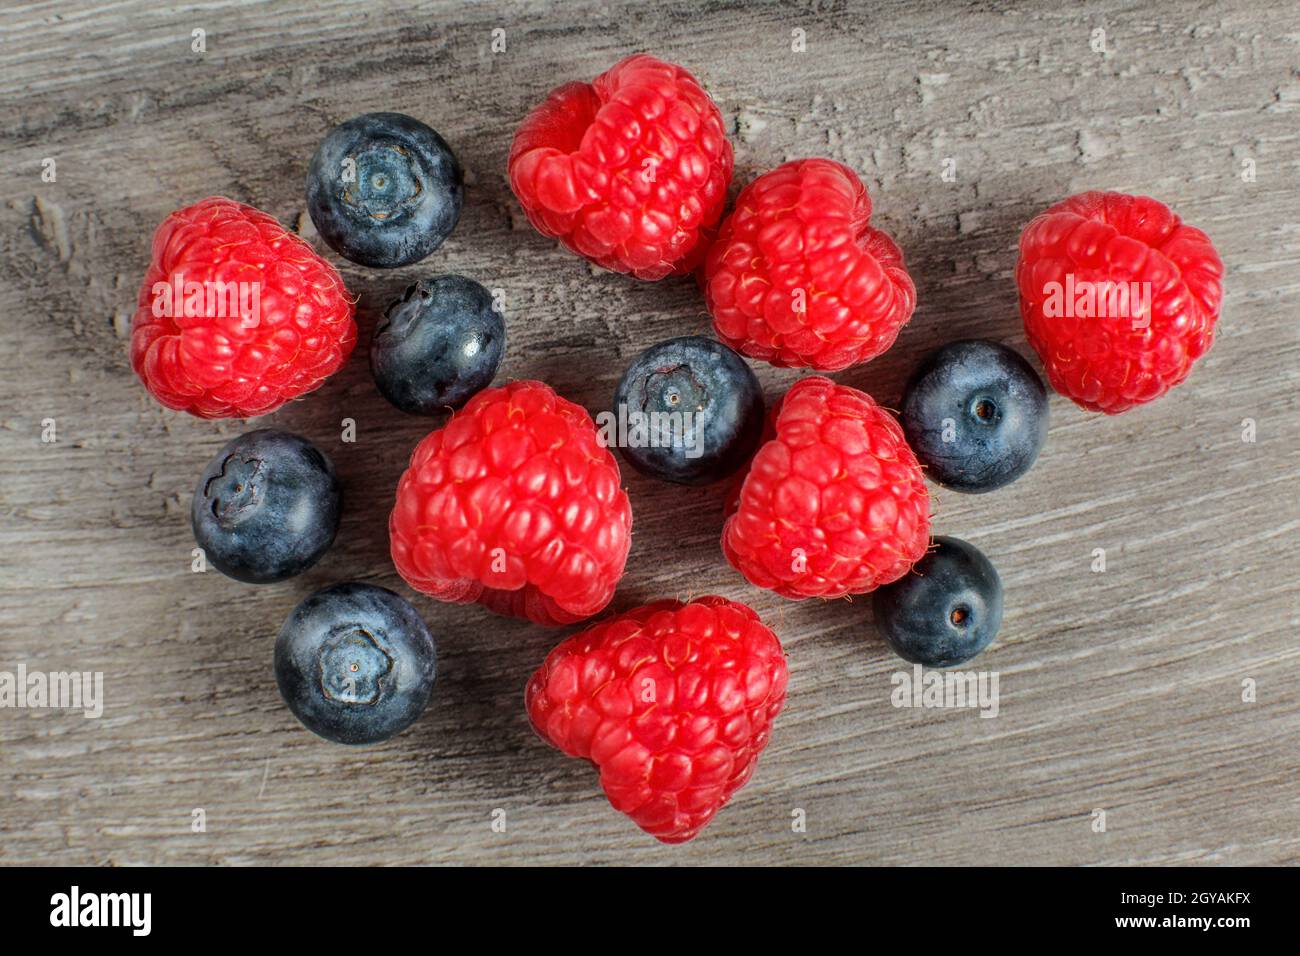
[0,0,1297,865]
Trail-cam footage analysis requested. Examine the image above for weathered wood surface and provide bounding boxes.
[1,0,1297,866]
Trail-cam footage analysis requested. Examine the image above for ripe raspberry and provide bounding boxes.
[508,54,733,280]
[526,595,788,843]
[1016,191,1225,414]
[389,381,633,627]
[703,159,916,371]
[131,197,357,419]
[722,377,930,599]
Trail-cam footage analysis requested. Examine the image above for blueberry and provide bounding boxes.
[306,112,463,268]
[274,583,437,745]
[370,275,504,414]
[900,339,1049,493]
[611,336,764,485]
[191,429,340,584]
[872,536,1003,667]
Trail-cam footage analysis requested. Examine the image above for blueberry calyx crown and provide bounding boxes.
[317,626,393,707]
[633,363,711,448]
[375,281,430,341]
[639,362,708,413]
[341,143,424,222]
[204,455,264,528]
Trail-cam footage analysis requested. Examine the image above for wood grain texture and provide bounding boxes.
[1,0,1297,866]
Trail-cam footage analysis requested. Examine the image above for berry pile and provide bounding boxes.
[131,53,1224,844]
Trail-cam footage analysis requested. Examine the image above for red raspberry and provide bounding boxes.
[507,54,733,280]
[389,381,633,627]
[703,159,916,371]
[1016,191,1224,414]
[525,595,788,843]
[131,197,356,419]
[722,377,930,599]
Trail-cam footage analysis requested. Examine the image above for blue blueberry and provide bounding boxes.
[306,112,463,268]
[612,336,765,485]
[370,275,504,414]
[900,339,1049,493]
[191,429,340,584]
[872,537,1003,667]
[274,583,437,746]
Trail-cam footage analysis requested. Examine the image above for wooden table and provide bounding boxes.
[1,0,1296,865]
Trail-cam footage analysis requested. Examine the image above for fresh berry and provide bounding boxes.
[275,583,437,745]
[1016,190,1224,413]
[901,339,1050,494]
[722,376,930,600]
[389,380,633,626]
[191,429,341,583]
[306,112,463,268]
[370,275,505,415]
[131,197,357,419]
[703,159,916,371]
[526,595,787,843]
[610,336,764,485]
[508,54,733,280]
[872,536,1002,667]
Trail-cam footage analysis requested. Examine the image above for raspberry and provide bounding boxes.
[703,159,916,371]
[131,197,357,419]
[1016,190,1224,413]
[722,377,930,599]
[389,381,633,627]
[525,595,788,843]
[508,54,733,280]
